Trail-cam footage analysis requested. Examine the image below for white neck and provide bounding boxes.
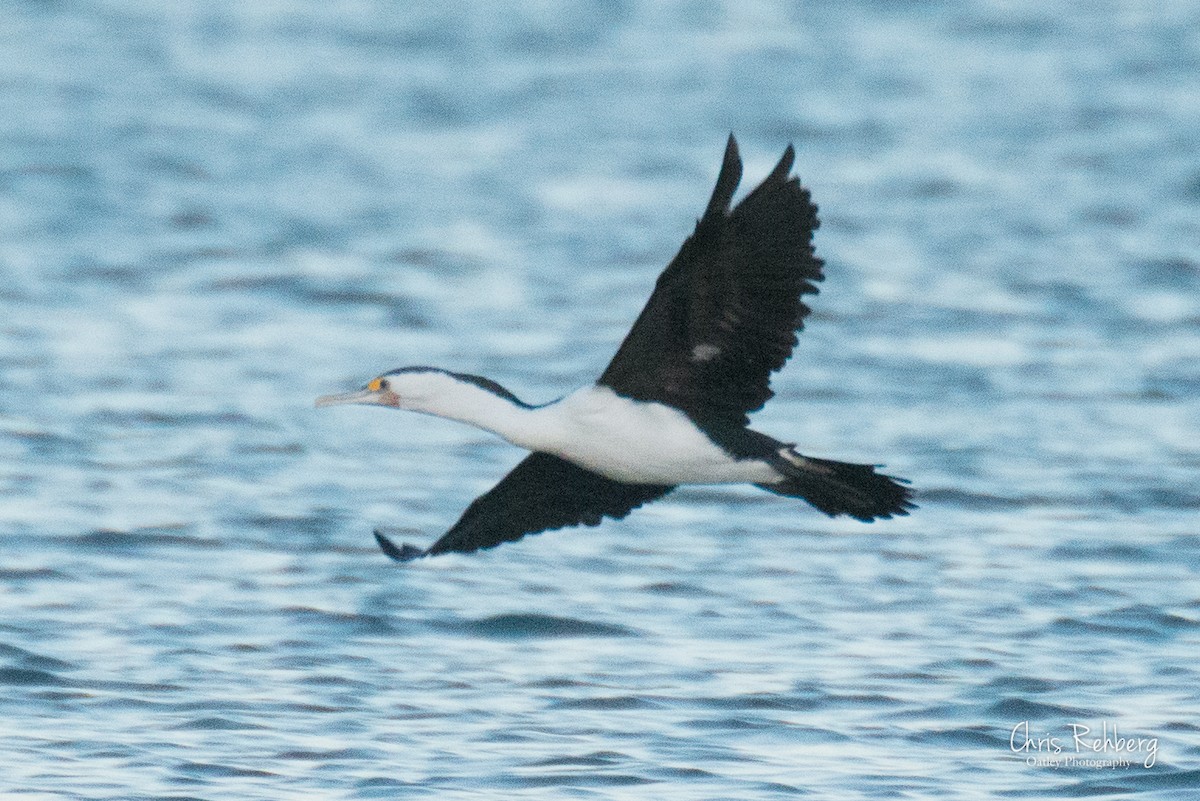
[407,379,545,450]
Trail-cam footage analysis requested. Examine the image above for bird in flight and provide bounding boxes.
[317,135,913,561]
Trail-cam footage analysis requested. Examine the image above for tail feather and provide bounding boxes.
[757,448,914,522]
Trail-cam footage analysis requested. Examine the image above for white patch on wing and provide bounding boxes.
[690,343,721,362]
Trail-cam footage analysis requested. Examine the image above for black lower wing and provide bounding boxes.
[376,452,674,561]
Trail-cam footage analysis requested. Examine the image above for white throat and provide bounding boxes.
[404,377,546,451]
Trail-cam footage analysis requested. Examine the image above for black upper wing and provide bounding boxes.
[598,135,823,431]
[387,453,674,559]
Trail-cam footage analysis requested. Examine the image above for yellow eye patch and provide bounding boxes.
[367,377,384,392]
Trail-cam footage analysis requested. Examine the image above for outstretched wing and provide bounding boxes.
[598,135,823,431]
[377,453,674,560]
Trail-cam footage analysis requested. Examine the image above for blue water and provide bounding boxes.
[3,1,1199,798]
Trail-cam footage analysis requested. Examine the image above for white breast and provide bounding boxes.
[530,386,780,486]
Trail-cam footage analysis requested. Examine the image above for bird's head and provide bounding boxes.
[315,367,452,413]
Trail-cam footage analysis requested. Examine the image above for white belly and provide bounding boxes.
[530,386,781,486]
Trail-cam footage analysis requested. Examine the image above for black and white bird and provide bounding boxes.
[317,136,913,561]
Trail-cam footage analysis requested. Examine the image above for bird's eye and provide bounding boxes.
[368,377,389,392]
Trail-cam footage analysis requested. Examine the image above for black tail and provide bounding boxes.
[757,449,914,522]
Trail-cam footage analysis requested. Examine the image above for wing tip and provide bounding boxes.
[374,529,427,562]
[704,135,804,221]
[703,133,744,220]
[771,143,796,183]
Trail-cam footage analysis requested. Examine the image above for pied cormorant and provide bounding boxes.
[317,135,914,561]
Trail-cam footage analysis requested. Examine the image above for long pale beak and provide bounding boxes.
[315,388,393,408]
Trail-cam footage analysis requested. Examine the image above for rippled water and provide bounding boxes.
[3,1,1200,799]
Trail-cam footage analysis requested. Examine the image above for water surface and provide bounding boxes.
[2,1,1199,799]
